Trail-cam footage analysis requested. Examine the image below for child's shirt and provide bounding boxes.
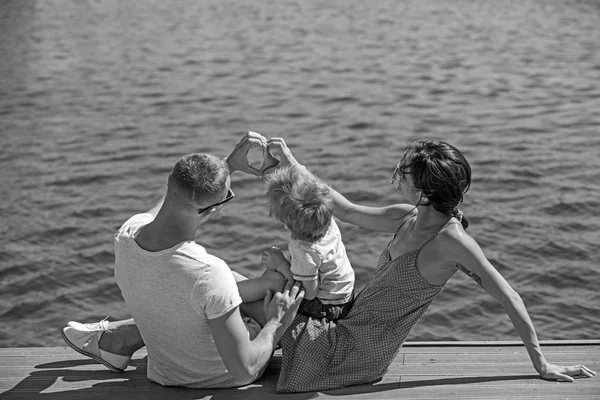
[288,218,355,305]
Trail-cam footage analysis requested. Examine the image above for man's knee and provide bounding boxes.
[231,270,249,283]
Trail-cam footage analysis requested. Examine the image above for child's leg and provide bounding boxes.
[230,270,279,329]
[263,247,293,283]
[236,268,287,303]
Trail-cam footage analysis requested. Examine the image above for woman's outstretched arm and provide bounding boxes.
[447,229,596,381]
[266,137,415,233]
[330,188,415,233]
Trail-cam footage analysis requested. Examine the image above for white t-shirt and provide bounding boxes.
[114,213,242,388]
[288,218,355,304]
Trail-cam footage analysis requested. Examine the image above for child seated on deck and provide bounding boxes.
[240,165,355,322]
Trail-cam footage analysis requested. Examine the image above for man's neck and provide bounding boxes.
[136,210,197,252]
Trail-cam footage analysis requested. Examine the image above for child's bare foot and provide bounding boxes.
[262,247,285,269]
[262,247,293,282]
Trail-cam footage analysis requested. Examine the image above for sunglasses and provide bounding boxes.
[390,164,403,185]
[391,149,410,184]
[390,150,419,191]
[197,188,235,215]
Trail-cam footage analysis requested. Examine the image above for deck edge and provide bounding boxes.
[403,339,600,347]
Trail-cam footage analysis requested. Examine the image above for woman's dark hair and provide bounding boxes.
[399,139,471,229]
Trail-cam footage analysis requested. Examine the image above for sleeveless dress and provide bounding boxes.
[276,218,455,393]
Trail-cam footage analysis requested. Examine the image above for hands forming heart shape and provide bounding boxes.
[254,145,281,176]
[226,131,282,177]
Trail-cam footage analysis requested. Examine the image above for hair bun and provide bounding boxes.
[452,208,463,222]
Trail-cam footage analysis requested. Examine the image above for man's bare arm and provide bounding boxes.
[209,285,304,385]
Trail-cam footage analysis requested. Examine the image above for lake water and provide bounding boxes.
[1,0,599,347]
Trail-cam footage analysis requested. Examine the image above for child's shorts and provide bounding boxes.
[298,293,354,322]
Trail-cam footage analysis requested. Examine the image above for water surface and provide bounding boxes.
[1,0,599,346]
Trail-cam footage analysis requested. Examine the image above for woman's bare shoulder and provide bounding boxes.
[436,221,479,253]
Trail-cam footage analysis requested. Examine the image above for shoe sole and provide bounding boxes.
[60,328,126,373]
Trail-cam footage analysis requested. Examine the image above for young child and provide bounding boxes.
[239,165,355,322]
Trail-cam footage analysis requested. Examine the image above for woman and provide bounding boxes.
[265,137,596,393]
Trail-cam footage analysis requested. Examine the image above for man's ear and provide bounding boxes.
[197,206,219,225]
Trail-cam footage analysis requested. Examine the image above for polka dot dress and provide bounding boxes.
[276,223,448,393]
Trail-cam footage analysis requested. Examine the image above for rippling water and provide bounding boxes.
[1,0,599,347]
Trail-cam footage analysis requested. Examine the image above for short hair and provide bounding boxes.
[168,153,229,206]
[265,165,333,243]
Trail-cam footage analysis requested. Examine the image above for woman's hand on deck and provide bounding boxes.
[539,362,596,382]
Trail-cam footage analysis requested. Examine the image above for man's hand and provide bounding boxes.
[263,283,304,328]
[539,362,596,382]
[226,132,267,176]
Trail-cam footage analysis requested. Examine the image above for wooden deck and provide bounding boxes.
[1,341,598,399]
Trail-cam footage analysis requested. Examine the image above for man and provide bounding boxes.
[61,132,303,388]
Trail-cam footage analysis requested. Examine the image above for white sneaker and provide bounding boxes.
[66,318,110,332]
[61,318,131,372]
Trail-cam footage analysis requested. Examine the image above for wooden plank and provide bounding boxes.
[1,381,597,399]
[404,340,600,346]
[403,352,599,364]
[1,343,597,355]
[400,345,600,354]
[0,347,87,356]
[386,363,598,375]
[0,347,151,357]
[317,388,600,400]
[0,355,148,368]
